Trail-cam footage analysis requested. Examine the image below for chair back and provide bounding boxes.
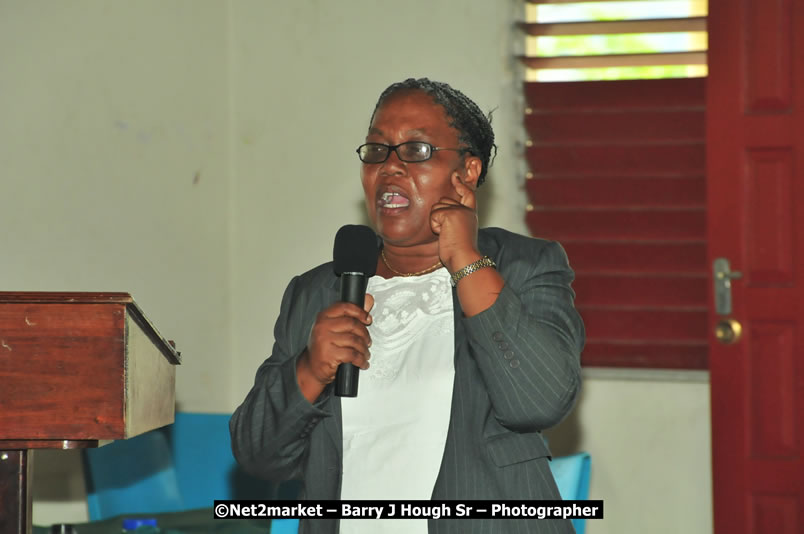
[169,411,275,508]
[83,430,183,520]
[84,412,278,520]
[549,452,592,534]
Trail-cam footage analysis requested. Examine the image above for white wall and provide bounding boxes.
[1,2,712,532]
[1,0,230,525]
[0,0,231,410]
[545,371,713,534]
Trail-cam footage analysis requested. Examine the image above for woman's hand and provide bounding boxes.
[296,294,374,403]
[430,174,482,272]
[431,174,504,316]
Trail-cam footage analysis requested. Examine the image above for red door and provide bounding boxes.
[707,1,804,532]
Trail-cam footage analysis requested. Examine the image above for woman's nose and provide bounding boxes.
[380,149,406,175]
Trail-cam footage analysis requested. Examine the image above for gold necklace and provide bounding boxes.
[381,249,443,277]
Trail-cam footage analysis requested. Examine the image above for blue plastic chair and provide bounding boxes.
[549,452,591,534]
[170,412,298,533]
[270,519,301,534]
[83,429,184,520]
[84,412,297,531]
[169,411,275,507]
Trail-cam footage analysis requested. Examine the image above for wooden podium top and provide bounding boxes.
[0,292,180,449]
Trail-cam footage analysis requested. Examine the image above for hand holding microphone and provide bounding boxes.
[297,225,378,401]
[332,225,379,397]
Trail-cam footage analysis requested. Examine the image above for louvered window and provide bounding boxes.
[521,1,709,369]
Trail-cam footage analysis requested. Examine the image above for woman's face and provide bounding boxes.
[361,90,474,247]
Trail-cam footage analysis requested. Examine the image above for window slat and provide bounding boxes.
[521,51,705,69]
[525,77,704,108]
[520,17,706,36]
[528,0,663,3]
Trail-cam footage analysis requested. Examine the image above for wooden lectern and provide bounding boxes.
[0,292,181,534]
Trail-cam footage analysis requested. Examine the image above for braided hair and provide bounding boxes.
[369,78,497,186]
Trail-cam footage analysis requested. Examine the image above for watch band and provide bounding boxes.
[450,256,497,287]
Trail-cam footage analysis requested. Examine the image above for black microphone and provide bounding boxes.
[333,224,379,397]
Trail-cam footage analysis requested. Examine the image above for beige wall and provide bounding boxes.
[0,0,231,411]
[1,0,230,525]
[1,2,711,532]
[545,371,712,533]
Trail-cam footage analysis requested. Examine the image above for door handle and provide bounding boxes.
[714,318,743,344]
[713,258,742,316]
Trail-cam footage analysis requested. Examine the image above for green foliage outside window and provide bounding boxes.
[527,1,707,82]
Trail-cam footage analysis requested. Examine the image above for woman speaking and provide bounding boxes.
[230,78,585,534]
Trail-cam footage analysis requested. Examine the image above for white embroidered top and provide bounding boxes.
[340,267,455,534]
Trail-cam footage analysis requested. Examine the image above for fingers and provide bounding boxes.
[315,309,371,345]
[430,198,455,235]
[321,301,372,325]
[323,316,373,346]
[451,174,476,209]
[363,293,374,314]
[430,196,470,230]
[306,302,374,383]
[433,196,461,207]
[331,332,371,368]
[430,197,462,218]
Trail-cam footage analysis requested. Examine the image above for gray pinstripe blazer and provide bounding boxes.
[231,227,585,534]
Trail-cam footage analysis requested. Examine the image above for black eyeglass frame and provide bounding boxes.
[356,141,466,163]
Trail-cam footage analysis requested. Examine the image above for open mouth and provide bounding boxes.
[377,191,410,209]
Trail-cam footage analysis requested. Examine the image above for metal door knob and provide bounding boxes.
[715,318,743,344]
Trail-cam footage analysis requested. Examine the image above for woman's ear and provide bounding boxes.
[459,156,483,190]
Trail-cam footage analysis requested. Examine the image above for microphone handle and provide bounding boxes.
[334,273,368,397]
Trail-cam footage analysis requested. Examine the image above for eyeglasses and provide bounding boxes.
[356,142,464,163]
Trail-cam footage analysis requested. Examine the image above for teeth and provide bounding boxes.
[380,191,409,208]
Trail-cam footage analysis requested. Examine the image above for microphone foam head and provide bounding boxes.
[333,225,379,276]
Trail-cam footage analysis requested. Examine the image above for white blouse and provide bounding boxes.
[340,267,455,534]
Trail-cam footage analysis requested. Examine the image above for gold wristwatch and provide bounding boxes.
[450,256,497,287]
